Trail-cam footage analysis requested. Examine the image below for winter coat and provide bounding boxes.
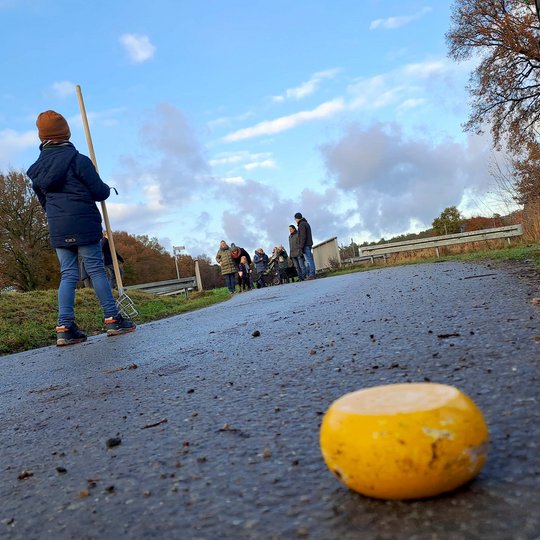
[276,247,289,269]
[289,230,301,258]
[216,247,236,275]
[238,262,251,280]
[231,246,252,268]
[297,218,313,251]
[101,237,124,266]
[254,252,269,273]
[27,143,110,248]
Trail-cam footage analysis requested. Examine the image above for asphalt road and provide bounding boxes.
[1,261,539,540]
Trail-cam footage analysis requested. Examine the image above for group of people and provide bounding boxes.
[26,108,318,346]
[216,213,317,294]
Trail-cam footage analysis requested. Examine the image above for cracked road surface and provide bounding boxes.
[1,261,539,540]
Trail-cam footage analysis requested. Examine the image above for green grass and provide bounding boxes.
[0,288,230,356]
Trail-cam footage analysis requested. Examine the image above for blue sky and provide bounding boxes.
[1,0,514,257]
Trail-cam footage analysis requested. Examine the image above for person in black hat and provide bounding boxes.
[294,212,316,279]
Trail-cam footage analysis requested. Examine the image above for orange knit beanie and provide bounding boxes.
[36,110,71,142]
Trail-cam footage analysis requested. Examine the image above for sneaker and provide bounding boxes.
[56,323,87,347]
[105,314,136,336]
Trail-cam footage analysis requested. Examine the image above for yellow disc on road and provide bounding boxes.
[320,383,489,500]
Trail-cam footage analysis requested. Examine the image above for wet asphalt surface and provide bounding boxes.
[1,261,539,540]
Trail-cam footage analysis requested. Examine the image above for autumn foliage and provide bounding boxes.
[0,170,223,291]
[112,231,177,284]
[0,171,58,291]
[447,0,540,237]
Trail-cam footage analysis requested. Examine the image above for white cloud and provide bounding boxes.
[320,123,497,238]
[113,103,213,207]
[210,150,276,172]
[217,178,351,255]
[222,176,246,184]
[370,7,432,30]
[402,60,447,78]
[223,98,345,142]
[66,108,125,131]
[50,81,76,98]
[207,111,254,130]
[272,68,341,102]
[397,98,425,111]
[347,58,457,112]
[0,129,37,169]
[221,58,460,144]
[244,159,275,171]
[119,33,156,63]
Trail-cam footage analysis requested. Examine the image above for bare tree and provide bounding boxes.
[0,171,56,291]
[447,0,540,212]
[488,150,521,209]
[512,140,540,202]
[447,0,540,153]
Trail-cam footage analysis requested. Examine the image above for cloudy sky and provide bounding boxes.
[0,0,515,257]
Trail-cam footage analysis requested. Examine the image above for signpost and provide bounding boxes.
[173,245,185,280]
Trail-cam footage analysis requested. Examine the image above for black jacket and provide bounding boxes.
[297,218,313,250]
[27,143,110,248]
[101,238,124,266]
[231,247,252,267]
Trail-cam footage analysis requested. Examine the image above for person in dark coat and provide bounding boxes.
[273,245,290,284]
[288,224,306,281]
[101,231,125,290]
[237,255,252,291]
[253,248,269,288]
[294,212,316,279]
[27,110,135,346]
[230,243,252,289]
[78,257,93,289]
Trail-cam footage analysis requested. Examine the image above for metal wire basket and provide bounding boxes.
[116,292,139,319]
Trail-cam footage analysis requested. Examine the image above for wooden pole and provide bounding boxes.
[75,85,124,294]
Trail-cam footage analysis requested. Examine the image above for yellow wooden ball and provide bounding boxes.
[320,383,489,500]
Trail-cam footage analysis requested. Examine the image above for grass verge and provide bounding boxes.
[0,288,230,356]
[325,244,540,277]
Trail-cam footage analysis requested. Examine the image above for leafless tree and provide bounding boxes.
[448,1,540,151]
[447,0,540,208]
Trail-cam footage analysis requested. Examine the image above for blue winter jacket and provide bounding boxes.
[254,252,269,273]
[27,143,110,248]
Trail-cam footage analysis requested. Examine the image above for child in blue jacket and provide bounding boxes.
[27,110,135,346]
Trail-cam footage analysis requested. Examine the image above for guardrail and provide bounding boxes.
[359,224,523,260]
[124,276,197,297]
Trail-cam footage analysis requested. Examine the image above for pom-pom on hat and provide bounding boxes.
[36,110,71,142]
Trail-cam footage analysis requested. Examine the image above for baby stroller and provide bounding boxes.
[261,257,281,286]
[262,257,299,286]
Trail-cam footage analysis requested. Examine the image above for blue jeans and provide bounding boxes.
[291,256,305,280]
[56,243,118,326]
[224,273,236,293]
[302,246,316,278]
